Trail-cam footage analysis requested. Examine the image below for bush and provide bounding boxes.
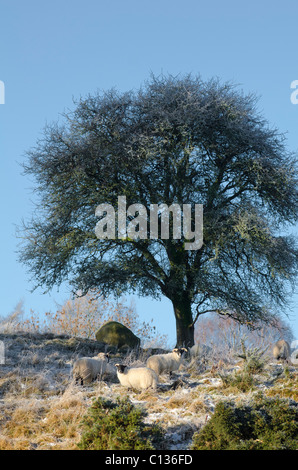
[9,294,168,348]
[77,396,164,450]
[219,370,255,393]
[190,396,298,450]
[236,340,268,374]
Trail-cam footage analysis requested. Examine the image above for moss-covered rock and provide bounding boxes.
[95,321,140,350]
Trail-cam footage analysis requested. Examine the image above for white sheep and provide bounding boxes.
[73,352,110,385]
[146,348,187,377]
[272,340,291,363]
[115,364,158,391]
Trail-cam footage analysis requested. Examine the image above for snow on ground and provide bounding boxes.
[0,332,297,450]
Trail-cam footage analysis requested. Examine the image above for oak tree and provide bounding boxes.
[20,75,298,347]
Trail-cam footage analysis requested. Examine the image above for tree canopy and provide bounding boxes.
[20,74,298,346]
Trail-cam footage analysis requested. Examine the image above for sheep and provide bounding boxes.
[104,361,117,379]
[73,352,110,385]
[115,364,158,391]
[272,340,291,364]
[146,348,187,377]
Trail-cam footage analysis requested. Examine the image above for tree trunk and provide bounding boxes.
[171,293,194,348]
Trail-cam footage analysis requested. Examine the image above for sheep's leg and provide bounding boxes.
[75,375,84,386]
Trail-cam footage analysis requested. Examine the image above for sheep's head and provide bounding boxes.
[115,364,127,374]
[96,352,110,362]
[173,348,188,358]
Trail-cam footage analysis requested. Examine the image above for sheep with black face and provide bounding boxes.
[146,348,187,377]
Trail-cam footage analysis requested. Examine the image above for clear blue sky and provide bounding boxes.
[1,0,298,346]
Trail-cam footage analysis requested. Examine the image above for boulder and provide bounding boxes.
[95,321,140,350]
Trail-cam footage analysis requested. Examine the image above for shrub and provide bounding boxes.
[236,340,268,374]
[9,293,168,348]
[219,370,255,393]
[190,396,298,450]
[195,312,294,357]
[77,396,164,450]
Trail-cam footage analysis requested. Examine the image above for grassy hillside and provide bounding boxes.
[0,332,297,450]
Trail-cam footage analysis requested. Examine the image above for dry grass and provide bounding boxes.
[0,385,89,450]
[264,373,298,401]
[0,332,297,450]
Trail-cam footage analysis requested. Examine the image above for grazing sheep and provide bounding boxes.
[115,364,158,391]
[272,340,291,363]
[146,348,187,377]
[73,352,110,385]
